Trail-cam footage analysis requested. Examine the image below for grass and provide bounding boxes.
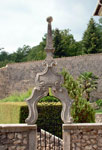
[0,89,32,102]
[95,109,102,113]
[0,88,59,103]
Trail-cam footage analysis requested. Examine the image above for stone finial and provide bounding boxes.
[45,16,55,58]
[47,16,53,23]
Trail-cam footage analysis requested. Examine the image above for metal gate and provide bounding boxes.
[37,129,63,150]
[37,102,63,150]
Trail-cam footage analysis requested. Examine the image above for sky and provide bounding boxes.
[0,0,100,53]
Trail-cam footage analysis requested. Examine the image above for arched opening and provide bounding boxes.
[37,88,63,138]
[37,94,63,149]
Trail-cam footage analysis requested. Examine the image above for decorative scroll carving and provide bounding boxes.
[25,16,73,125]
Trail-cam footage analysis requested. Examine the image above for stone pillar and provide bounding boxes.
[63,124,70,150]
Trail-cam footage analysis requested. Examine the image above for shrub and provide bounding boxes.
[0,89,58,103]
[96,99,102,107]
[39,96,59,102]
[0,102,27,123]
[61,69,95,123]
[78,72,98,101]
[0,102,62,138]
[61,69,83,100]
[71,98,95,123]
[0,89,32,102]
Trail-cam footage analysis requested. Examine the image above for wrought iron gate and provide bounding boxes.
[37,102,63,150]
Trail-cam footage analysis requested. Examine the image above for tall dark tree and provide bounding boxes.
[15,45,31,62]
[53,29,79,57]
[53,29,63,57]
[82,18,102,54]
[97,17,102,33]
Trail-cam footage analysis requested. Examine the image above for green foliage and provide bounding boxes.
[0,69,95,123]
[71,98,95,123]
[0,102,62,137]
[0,89,59,103]
[1,17,102,68]
[96,17,102,34]
[49,88,53,96]
[0,102,26,124]
[37,102,62,137]
[0,29,82,68]
[39,96,59,102]
[0,60,13,68]
[95,109,102,113]
[82,18,102,54]
[14,45,31,62]
[96,99,102,107]
[27,44,46,61]
[0,89,32,102]
[78,72,98,101]
[61,69,95,123]
[61,69,83,100]
[53,29,82,58]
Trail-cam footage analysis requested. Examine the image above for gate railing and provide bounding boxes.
[37,129,63,150]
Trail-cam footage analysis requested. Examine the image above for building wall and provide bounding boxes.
[0,53,102,100]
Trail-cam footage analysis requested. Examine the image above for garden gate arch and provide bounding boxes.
[25,17,73,149]
[25,17,73,126]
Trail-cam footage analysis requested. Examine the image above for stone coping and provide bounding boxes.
[63,123,102,130]
[0,124,37,132]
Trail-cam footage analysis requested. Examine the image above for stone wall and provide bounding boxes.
[0,124,37,150]
[95,114,102,123]
[63,123,102,150]
[1,53,102,100]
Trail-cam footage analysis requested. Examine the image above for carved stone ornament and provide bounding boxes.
[25,16,73,125]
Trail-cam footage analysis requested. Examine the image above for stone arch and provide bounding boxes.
[25,60,73,125]
[25,16,73,125]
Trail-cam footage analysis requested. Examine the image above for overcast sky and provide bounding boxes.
[0,0,100,53]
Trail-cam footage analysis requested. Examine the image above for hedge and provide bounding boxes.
[0,102,62,138]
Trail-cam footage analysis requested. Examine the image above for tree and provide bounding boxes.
[96,17,102,33]
[0,51,8,61]
[82,18,102,54]
[27,41,46,61]
[54,29,79,57]
[53,29,64,57]
[78,72,98,101]
[61,69,83,100]
[15,45,31,62]
[96,17,102,49]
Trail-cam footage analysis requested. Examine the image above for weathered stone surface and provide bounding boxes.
[96,114,102,123]
[7,133,14,139]
[0,124,37,150]
[1,53,102,101]
[63,124,102,150]
[25,16,73,125]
